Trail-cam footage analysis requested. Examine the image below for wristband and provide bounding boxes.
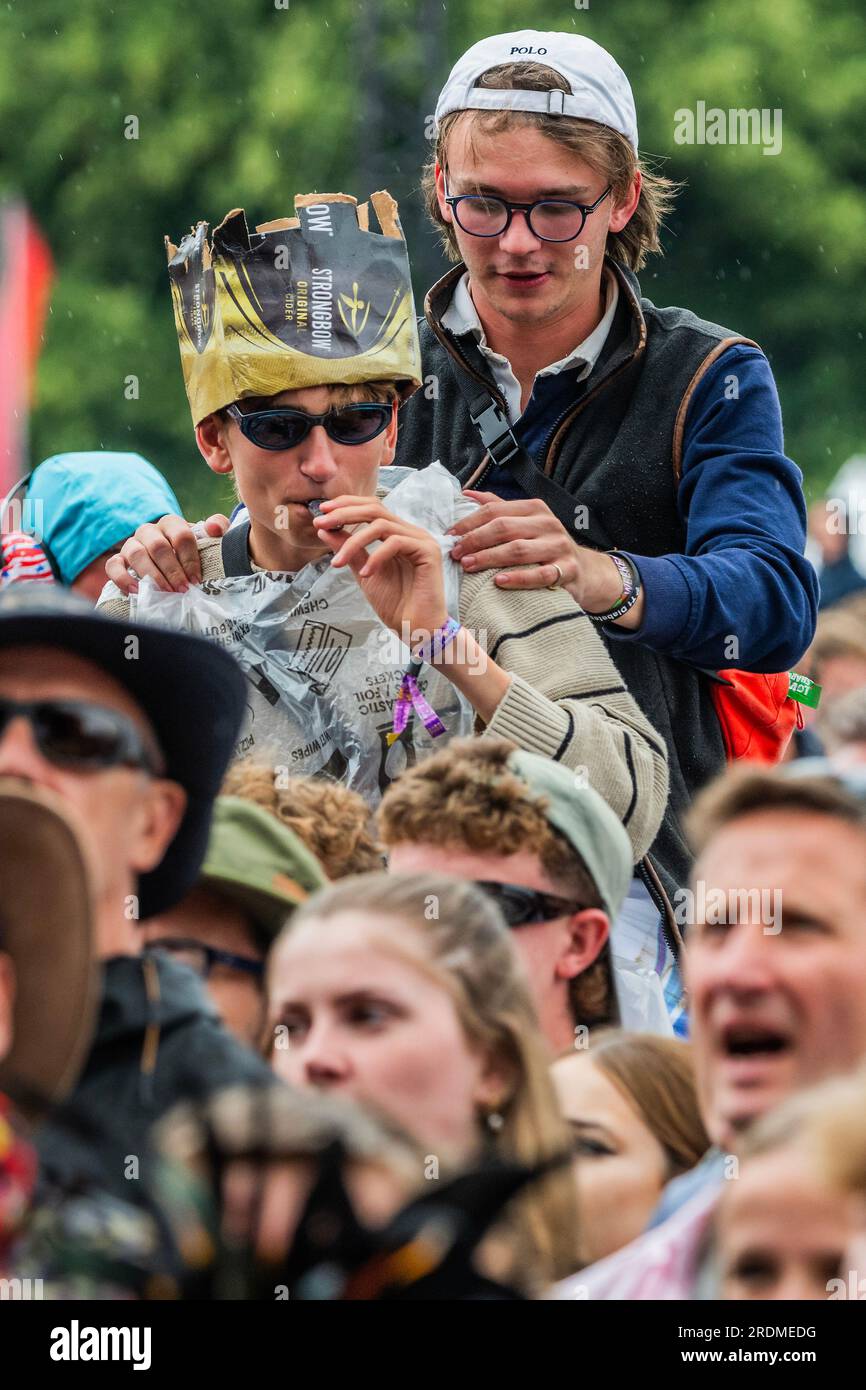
[388,620,461,746]
[585,552,642,624]
[411,617,462,665]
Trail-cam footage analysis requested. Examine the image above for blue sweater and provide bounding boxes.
[493,344,818,672]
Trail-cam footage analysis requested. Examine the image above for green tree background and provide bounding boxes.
[1,0,863,518]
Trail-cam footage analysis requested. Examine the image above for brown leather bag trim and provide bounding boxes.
[672,336,759,482]
[641,853,685,957]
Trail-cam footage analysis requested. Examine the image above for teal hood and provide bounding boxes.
[27,451,181,584]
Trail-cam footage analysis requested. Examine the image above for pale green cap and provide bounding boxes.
[506,749,633,919]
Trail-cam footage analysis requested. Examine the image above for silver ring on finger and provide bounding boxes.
[546,563,564,591]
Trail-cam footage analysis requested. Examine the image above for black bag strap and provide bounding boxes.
[462,384,577,527]
[221,518,254,576]
[449,367,616,551]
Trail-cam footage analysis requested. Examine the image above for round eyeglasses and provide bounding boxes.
[444,183,612,244]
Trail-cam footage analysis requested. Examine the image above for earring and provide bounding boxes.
[486,1110,504,1134]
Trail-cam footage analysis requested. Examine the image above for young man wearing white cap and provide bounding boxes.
[394,30,817,1001]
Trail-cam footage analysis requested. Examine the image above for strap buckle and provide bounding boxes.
[470,400,520,466]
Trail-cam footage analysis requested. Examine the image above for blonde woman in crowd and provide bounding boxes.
[266,871,578,1290]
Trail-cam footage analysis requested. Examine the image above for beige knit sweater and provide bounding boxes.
[100,536,669,860]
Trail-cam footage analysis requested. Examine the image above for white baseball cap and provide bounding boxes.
[434,30,638,153]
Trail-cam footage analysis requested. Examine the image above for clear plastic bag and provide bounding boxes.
[611,956,674,1036]
[132,463,478,803]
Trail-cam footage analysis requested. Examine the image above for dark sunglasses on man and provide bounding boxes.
[476,880,587,929]
[0,695,163,775]
[479,880,622,1031]
[226,401,393,453]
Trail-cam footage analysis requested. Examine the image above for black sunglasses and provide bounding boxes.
[0,696,163,775]
[476,881,586,929]
[226,402,393,452]
[143,938,264,981]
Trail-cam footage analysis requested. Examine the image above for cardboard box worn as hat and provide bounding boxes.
[166,191,423,426]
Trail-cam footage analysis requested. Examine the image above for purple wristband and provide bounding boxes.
[411,618,461,665]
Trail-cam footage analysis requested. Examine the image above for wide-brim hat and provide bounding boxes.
[0,586,248,917]
[0,780,101,1117]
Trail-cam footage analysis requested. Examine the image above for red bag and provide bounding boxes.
[710,670,801,764]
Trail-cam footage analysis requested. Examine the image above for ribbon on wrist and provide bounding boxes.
[388,619,462,745]
[389,666,447,743]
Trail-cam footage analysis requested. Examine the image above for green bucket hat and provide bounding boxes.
[201,797,328,942]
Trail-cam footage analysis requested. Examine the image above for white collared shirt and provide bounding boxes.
[441,267,619,422]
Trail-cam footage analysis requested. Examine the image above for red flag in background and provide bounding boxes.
[0,204,54,494]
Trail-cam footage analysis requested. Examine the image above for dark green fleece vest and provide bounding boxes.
[395,258,754,935]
